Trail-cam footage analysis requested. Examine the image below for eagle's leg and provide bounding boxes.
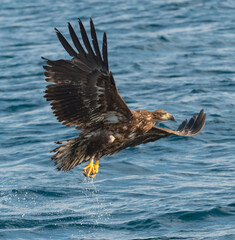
[82,157,94,177]
[82,157,99,178]
[90,159,99,178]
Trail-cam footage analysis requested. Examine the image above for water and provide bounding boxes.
[1,0,235,239]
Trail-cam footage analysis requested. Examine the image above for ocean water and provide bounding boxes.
[1,0,235,239]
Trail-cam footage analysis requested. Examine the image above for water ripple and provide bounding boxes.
[1,0,235,239]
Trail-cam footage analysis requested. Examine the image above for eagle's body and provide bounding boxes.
[43,19,206,178]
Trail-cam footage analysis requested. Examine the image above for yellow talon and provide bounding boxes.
[94,159,99,173]
[82,158,99,178]
[82,157,94,177]
[90,160,99,178]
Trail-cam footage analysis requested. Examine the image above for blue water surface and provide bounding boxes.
[1,0,235,239]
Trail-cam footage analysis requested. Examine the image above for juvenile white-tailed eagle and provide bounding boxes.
[43,18,206,178]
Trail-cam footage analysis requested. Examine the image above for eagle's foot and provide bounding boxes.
[90,160,99,178]
[82,158,99,178]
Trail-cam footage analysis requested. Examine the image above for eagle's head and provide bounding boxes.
[152,110,175,123]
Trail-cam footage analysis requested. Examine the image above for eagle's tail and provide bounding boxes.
[51,137,90,171]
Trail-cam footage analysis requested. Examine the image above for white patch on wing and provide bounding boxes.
[108,135,115,143]
[129,133,136,138]
[105,111,120,123]
[96,86,104,95]
[158,133,166,136]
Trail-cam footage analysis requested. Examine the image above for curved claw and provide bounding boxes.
[90,160,99,178]
[83,158,94,177]
[82,158,99,178]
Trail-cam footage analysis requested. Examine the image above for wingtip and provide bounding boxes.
[78,18,84,28]
[54,27,60,33]
[196,109,204,121]
[90,18,94,28]
[202,113,207,126]
[194,110,206,134]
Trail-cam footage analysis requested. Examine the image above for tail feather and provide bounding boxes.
[51,137,90,171]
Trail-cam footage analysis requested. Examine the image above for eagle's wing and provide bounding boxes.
[112,109,206,153]
[43,18,132,129]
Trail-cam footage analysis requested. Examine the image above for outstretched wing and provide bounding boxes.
[112,109,206,153]
[43,18,132,129]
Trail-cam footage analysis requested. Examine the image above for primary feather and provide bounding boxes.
[43,19,206,174]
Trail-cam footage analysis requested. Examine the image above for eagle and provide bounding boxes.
[42,18,206,178]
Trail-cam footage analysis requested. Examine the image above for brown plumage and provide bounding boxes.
[43,18,206,177]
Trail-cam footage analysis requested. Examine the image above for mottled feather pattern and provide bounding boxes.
[43,19,206,171]
[51,137,90,171]
[43,19,132,130]
[111,110,206,154]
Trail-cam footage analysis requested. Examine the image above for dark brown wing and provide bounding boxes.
[43,18,132,129]
[112,109,206,154]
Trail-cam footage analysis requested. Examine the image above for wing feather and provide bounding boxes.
[102,32,109,71]
[68,22,86,58]
[55,28,77,57]
[154,109,206,137]
[43,19,132,129]
[78,19,96,60]
[112,110,206,154]
[90,18,102,64]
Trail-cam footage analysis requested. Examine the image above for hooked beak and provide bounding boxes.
[168,114,175,122]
